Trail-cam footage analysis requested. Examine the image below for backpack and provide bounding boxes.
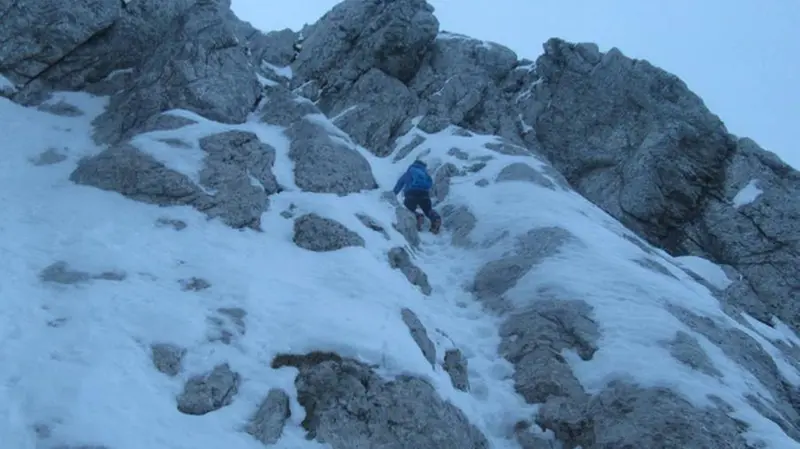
[408,166,433,191]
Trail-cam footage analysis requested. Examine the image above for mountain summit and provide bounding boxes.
[1,0,799,448]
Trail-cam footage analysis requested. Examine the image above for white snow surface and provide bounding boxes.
[674,255,734,290]
[732,179,764,208]
[262,62,293,80]
[1,91,799,449]
[0,74,15,93]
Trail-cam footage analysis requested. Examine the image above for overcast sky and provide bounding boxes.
[232,0,799,168]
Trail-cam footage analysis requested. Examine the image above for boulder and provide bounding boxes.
[177,363,240,416]
[293,213,365,252]
[271,352,489,448]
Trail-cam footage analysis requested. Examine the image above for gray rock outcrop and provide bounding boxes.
[524,38,800,334]
[70,129,279,229]
[177,363,240,416]
[245,388,292,446]
[388,247,432,295]
[293,213,366,252]
[271,351,489,448]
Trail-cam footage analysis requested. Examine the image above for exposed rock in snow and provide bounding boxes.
[150,342,186,377]
[39,261,126,285]
[393,205,421,247]
[538,381,754,449]
[666,331,723,378]
[443,348,470,392]
[244,388,292,445]
[356,213,391,240]
[177,363,241,416]
[271,352,489,448]
[30,148,68,166]
[472,226,579,312]
[400,307,436,366]
[500,299,599,404]
[388,247,432,295]
[432,162,460,202]
[285,119,378,194]
[495,162,557,189]
[293,213,365,252]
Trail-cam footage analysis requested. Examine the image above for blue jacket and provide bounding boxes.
[393,161,433,195]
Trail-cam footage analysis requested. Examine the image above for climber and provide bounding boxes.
[392,159,442,234]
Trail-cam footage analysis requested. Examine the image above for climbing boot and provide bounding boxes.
[415,213,425,231]
[430,218,442,234]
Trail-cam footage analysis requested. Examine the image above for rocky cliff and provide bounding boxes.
[2,0,799,448]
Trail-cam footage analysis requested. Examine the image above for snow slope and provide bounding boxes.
[2,89,800,449]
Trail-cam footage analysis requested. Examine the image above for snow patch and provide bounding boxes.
[674,255,733,290]
[262,62,293,80]
[256,74,278,87]
[0,74,15,93]
[732,179,763,208]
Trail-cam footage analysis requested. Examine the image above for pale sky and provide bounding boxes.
[232,0,799,169]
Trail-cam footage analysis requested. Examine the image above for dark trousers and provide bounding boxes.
[403,190,440,222]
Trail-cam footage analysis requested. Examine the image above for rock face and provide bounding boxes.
[290,0,438,156]
[524,38,800,334]
[92,0,261,144]
[411,32,520,140]
[0,0,122,91]
[271,352,489,449]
